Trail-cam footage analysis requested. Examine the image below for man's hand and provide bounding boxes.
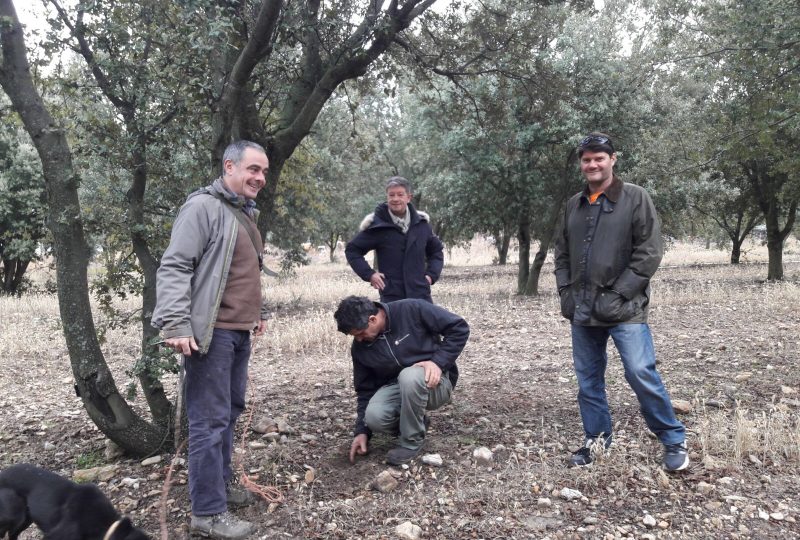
[254,319,267,337]
[425,275,432,285]
[165,336,198,356]
[349,434,369,463]
[415,360,442,388]
[369,272,386,291]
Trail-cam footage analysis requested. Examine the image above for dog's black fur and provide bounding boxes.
[0,463,150,540]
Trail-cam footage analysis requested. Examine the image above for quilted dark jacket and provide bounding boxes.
[553,176,663,327]
[345,202,444,302]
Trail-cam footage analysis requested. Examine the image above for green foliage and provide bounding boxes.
[74,449,104,470]
[0,111,47,295]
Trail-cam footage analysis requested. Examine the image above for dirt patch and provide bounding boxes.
[0,260,798,539]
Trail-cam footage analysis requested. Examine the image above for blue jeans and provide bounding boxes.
[571,323,685,446]
[184,329,250,515]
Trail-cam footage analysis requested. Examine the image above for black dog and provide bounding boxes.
[0,463,150,540]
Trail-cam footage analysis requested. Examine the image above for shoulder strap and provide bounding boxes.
[207,192,263,270]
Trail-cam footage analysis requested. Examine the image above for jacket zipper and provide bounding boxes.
[380,335,402,367]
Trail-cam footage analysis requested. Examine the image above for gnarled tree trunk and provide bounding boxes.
[0,0,164,455]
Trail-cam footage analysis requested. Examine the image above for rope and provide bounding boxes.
[234,332,284,504]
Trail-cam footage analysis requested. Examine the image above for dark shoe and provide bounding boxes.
[568,446,593,467]
[226,479,254,506]
[568,437,610,467]
[663,441,690,472]
[190,511,254,539]
[386,445,423,465]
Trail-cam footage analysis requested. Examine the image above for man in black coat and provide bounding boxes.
[345,177,444,303]
[334,295,469,465]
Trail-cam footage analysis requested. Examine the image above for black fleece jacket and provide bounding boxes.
[351,299,469,437]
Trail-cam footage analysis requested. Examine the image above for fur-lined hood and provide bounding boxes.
[359,203,430,231]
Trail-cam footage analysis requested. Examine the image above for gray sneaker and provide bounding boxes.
[226,479,254,506]
[190,511,254,539]
[663,441,690,472]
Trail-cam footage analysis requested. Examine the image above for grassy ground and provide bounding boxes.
[0,238,798,539]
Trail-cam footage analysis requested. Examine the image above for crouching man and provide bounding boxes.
[334,296,469,465]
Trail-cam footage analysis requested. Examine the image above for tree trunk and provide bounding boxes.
[730,241,742,264]
[0,1,164,455]
[1,258,29,294]
[521,196,563,296]
[745,160,798,281]
[517,215,531,294]
[127,136,173,426]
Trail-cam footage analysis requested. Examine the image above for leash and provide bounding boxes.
[234,332,284,504]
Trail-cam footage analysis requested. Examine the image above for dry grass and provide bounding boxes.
[1,241,799,538]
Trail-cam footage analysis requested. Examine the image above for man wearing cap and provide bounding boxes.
[553,132,689,472]
[345,176,444,303]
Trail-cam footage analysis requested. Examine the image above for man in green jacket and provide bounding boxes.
[153,140,269,539]
[554,133,688,472]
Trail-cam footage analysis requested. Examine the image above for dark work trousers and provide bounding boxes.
[184,328,250,516]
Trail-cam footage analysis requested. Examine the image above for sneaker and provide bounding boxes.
[386,445,423,465]
[568,437,610,467]
[568,446,593,467]
[190,511,254,540]
[226,479,254,506]
[663,441,690,472]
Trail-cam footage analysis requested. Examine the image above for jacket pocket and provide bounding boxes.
[559,287,576,320]
[592,288,642,323]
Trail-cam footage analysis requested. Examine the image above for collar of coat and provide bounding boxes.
[581,174,623,203]
[359,202,430,231]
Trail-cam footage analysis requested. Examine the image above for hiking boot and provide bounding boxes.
[386,445,423,465]
[190,511,254,540]
[226,479,254,506]
[663,441,690,472]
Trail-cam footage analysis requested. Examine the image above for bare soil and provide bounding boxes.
[1,259,798,539]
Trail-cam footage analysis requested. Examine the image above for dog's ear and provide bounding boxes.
[114,516,151,540]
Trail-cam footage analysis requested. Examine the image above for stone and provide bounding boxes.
[734,372,753,382]
[301,434,317,442]
[560,487,583,501]
[696,481,714,495]
[781,386,796,395]
[252,416,277,434]
[373,470,399,493]
[395,521,422,540]
[583,516,599,525]
[104,440,125,461]
[537,497,552,508]
[304,469,316,484]
[276,418,294,434]
[422,453,444,467]
[248,441,267,449]
[702,454,723,471]
[523,516,562,532]
[643,514,656,527]
[473,447,493,466]
[770,512,785,521]
[758,509,769,521]
[73,465,119,483]
[43,442,56,451]
[672,399,693,414]
[706,399,727,409]
[141,455,162,466]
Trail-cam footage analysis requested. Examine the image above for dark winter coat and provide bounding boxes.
[345,202,444,302]
[351,299,469,437]
[553,176,663,326]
